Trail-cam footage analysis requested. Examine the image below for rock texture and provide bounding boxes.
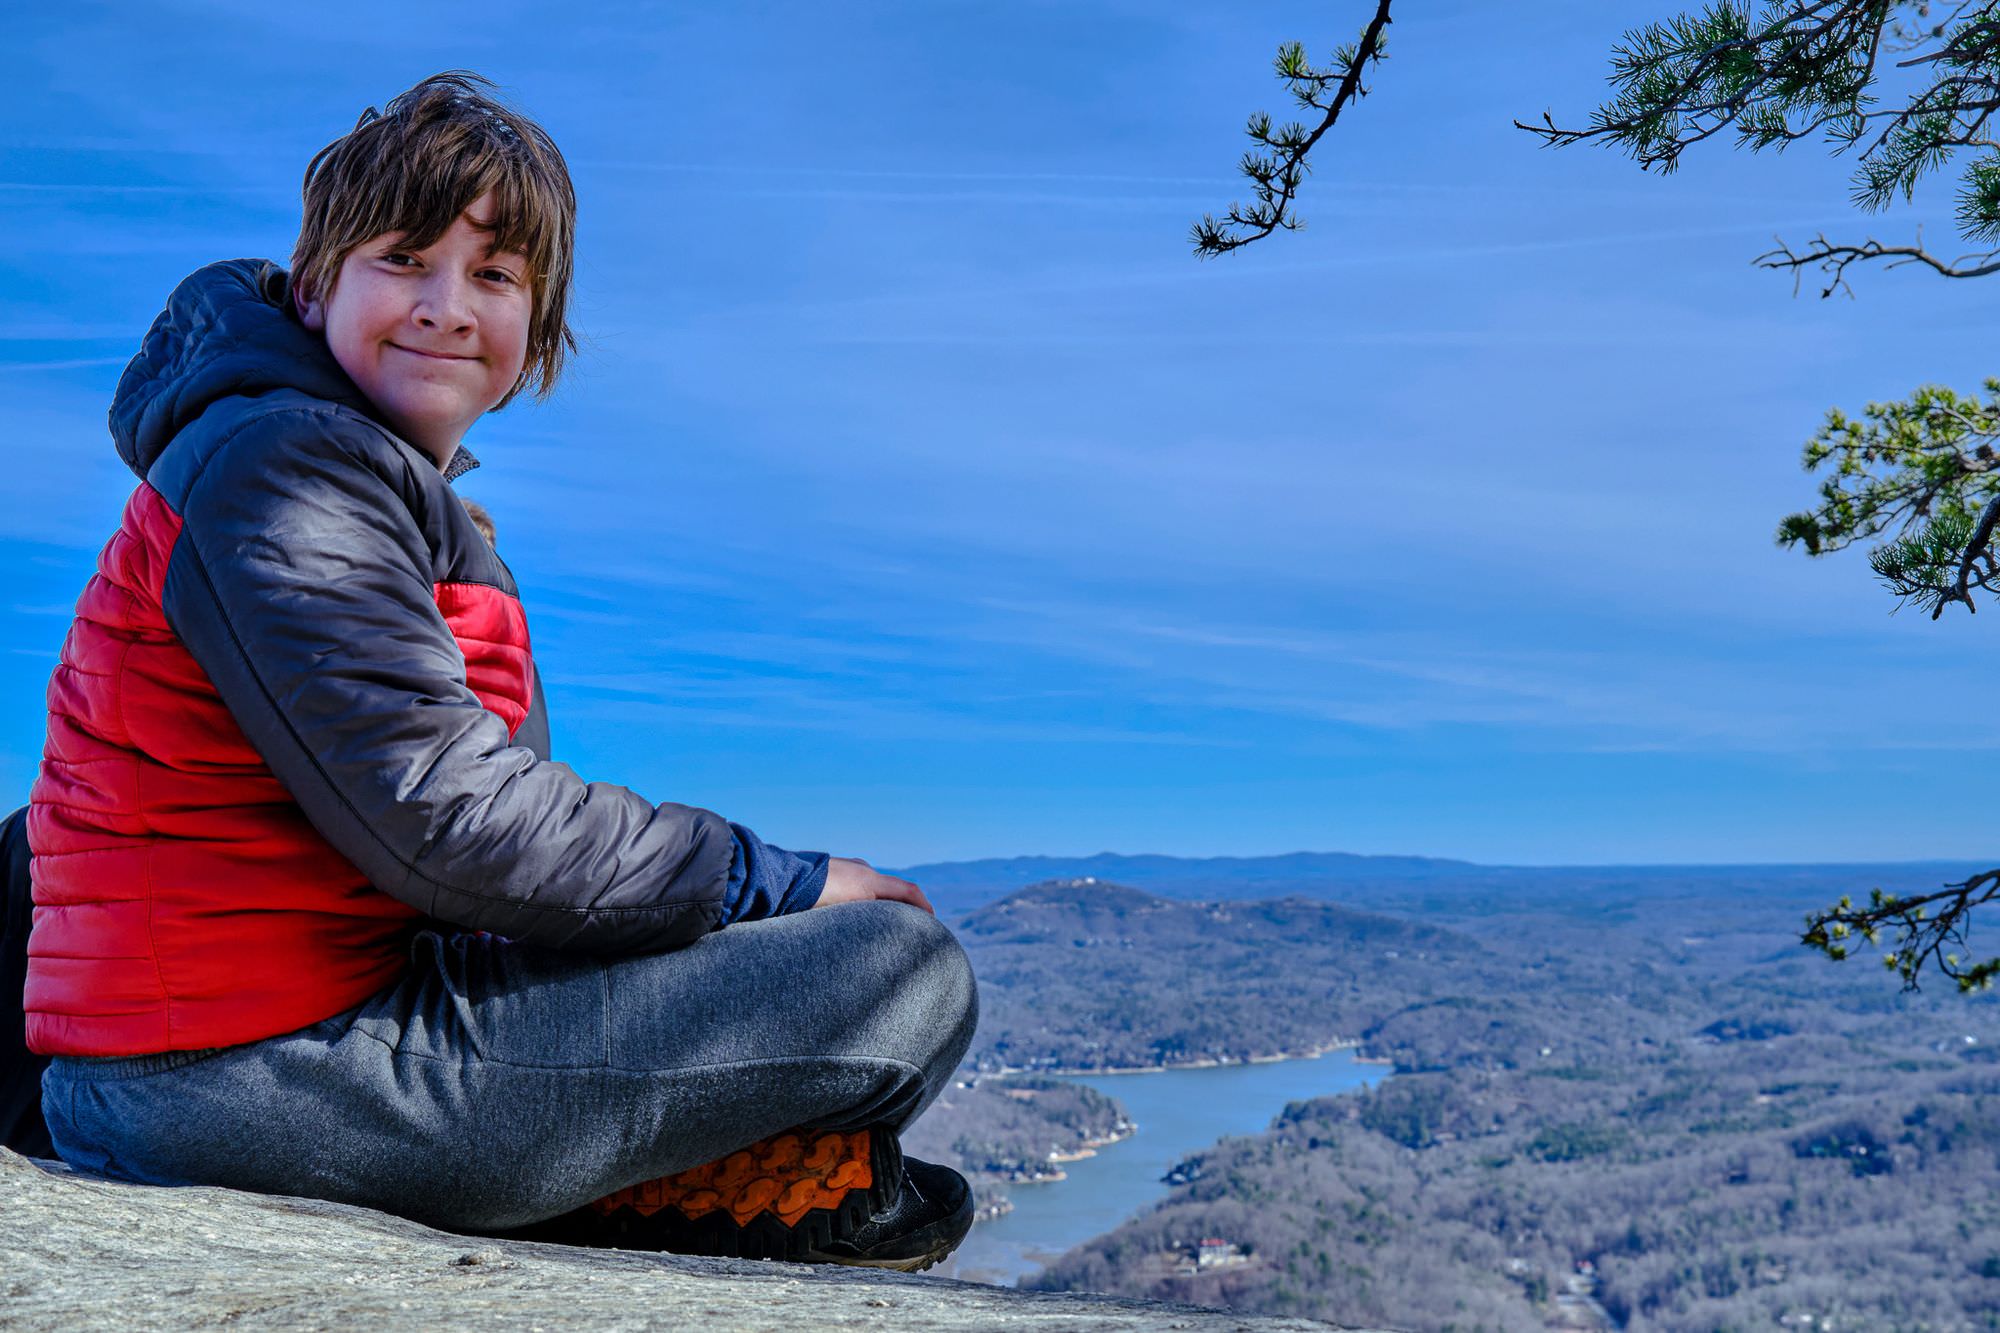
[1,1149,1381,1331]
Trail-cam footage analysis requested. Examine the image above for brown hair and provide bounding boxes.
[460,497,497,546]
[289,71,576,407]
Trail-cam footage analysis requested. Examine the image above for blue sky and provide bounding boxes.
[4,2,1998,866]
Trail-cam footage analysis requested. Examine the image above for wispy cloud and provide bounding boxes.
[0,182,284,196]
[575,158,1837,213]
[0,357,129,374]
[550,674,1233,749]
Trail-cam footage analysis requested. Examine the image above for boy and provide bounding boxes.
[20,72,978,1272]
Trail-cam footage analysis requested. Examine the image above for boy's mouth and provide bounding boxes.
[392,344,476,362]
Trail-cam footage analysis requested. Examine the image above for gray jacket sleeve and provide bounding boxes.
[158,411,733,953]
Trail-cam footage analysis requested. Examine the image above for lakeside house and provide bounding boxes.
[1193,1239,1248,1272]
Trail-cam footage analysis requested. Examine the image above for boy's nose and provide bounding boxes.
[412,273,475,332]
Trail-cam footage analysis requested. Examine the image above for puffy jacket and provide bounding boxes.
[27,259,825,1057]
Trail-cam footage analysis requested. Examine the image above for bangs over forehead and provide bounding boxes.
[290,71,577,404]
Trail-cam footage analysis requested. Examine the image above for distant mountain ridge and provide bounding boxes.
[890,850,1475,911]
[899,850,1473,883]
[889,849,1991,913]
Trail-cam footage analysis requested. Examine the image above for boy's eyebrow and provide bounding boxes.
[368,229,527,263]
[462,216,531,259]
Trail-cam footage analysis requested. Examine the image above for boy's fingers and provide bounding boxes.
[887,877,934,915]
[821,858,933,913]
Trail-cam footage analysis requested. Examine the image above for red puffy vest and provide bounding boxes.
[26,483,534,1057]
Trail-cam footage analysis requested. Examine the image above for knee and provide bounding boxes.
[915,909,978,1034]
[849,901,978,1037]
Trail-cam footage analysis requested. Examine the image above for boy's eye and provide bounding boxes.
[376,250,521,285]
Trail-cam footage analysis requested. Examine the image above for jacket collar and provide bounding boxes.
[442,445,481,482]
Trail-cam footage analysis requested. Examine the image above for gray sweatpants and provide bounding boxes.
[41,900,977,1231]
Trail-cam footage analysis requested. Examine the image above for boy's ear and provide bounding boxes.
[292,277,325,333]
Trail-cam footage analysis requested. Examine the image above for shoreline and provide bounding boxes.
[959,1039,1386,1251]
[1046,1123,1138,1164]
[981,1037,1362,1081]
[964,1040,1375,1202]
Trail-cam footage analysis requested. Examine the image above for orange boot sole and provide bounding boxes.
[518,1128,903,1262]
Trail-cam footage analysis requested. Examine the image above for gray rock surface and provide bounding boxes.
[1,1149,1383,1331]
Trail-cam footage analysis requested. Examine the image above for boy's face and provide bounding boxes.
[296,193,531,468]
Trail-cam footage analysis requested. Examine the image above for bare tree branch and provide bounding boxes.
[1758,230,2000,296]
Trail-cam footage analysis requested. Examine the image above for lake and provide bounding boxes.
[934,1049,1387,1286]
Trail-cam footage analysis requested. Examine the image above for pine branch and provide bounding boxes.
[1867,505,2000,612]
[1519,2,2000,289]
[1192,0,1394,258]
[1934,492,2000,614]
[1774,376,2000,599]
[1516,1,1897,170]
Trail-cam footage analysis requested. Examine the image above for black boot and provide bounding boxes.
[799,1156,973,1273]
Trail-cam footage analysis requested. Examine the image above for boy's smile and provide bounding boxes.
[296,192,531,469]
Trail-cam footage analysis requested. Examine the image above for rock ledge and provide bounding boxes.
[2,1148,1381,1331]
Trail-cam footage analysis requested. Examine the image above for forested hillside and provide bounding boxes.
[956,878,1491,1072]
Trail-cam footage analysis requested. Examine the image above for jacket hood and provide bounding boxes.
[109,259,382,480]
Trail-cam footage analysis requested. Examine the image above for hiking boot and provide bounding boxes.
[797,1155,973,1273]
[527,1127,900,1262]
[512,1129,972,1273]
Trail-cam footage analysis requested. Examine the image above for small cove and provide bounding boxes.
[936,1049,1387,1287]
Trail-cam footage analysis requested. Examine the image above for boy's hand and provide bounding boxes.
[815,857,934,914]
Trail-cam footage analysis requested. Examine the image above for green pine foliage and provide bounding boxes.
[1776,378,2000,612]
[1522,2,2000,286]
[1869,506,1982,614]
